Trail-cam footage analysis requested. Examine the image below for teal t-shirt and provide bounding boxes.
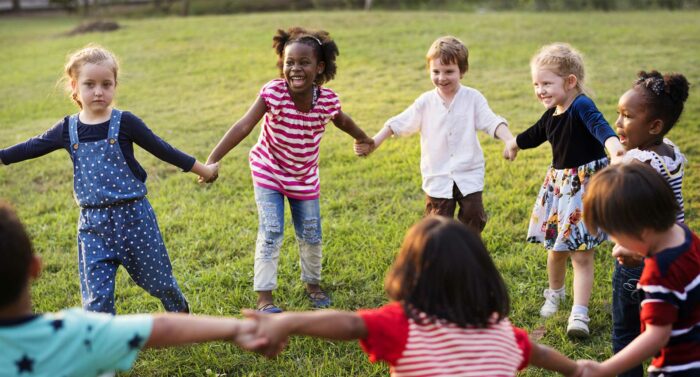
[0,308,153,377]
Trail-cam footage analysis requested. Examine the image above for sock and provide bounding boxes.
[552,286,566,295]
[571,305,589,317]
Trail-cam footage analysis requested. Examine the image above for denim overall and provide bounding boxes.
[69,109,188,314]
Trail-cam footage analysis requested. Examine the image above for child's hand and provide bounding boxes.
[231,318,269,352]
[503,139,519,161]
[610,148,625,165]
[576,360,604,377]
[198,162,220,184]
[612,244,644,267]
[242,309,290,358]
[354,137,375,157]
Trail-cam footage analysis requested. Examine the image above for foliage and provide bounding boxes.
[1,10,699,376]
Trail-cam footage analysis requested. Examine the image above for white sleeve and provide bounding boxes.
[473,91,507,138]
[385,96,425,137]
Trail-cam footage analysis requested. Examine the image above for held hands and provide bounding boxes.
[354,137,375,157]
[612,244,644,267]
[242,309,291,358]
[576,360,606,377]
[503,138,519,161]
[610,148,625,165]
[230,318,269,351]
[198,162,220,184]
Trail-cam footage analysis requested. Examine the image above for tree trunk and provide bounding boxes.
[364,0,372,11]
[11,0,20,12]
[182,0,189,16]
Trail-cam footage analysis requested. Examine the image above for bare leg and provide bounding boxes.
[570,249,595,307]
[256,290,274,309]
[547,250,570,290]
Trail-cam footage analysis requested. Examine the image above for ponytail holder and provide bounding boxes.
[637,76,665,96]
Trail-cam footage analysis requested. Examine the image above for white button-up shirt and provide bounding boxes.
[386,85,506,199]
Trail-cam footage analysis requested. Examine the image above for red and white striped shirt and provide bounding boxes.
[358,302,531,377]
[249,79,341,200]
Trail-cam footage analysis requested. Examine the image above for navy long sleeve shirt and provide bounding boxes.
[0,111,196,182]
[516,95,617,169]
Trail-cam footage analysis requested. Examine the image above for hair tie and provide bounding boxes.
[637,76,665,96]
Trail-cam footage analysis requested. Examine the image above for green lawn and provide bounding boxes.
[1,10,699,377]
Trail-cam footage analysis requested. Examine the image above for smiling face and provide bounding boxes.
[531,67,576,112]
[71,62,116,116]
[430,58,463,100]
[615,87,661,150]
[282,42,324,95]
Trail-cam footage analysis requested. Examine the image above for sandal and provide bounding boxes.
[307,290,331,308]
[257,303,283,314]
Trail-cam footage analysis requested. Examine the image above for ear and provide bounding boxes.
[566,74,578,90]
[317,60,325,75]
[29,254,42,280]
[70,79,77,92]
[648,118,664,136]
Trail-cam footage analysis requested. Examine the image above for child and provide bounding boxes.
[609,71,689,377]
[0,45,218,314]
[356,36,515,234]
[244,216,582,376]
[579,163,700,377]
[204,27,374,313]
[504,43,625,338]
[0,201,267,377]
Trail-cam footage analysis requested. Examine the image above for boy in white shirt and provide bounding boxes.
[356,36,515,233]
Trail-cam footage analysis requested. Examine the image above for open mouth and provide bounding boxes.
[289,76,306,86]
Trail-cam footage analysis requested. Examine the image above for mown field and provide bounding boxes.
[1,10,699,376]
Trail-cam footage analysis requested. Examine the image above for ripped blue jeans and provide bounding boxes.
[253,186,322,291]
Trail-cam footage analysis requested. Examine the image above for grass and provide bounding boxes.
[1,10,699,377]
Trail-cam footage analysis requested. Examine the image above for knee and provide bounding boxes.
[298,218,321,245]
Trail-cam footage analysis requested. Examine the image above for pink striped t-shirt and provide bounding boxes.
[250,79,341,200]
[359,302,531,377]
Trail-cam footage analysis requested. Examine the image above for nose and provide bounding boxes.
[615,114,623,127]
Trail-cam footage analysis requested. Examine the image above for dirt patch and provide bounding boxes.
[67,20,120,35]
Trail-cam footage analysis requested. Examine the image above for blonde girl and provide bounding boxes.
[504,43,624,338]
[0,45,218,313]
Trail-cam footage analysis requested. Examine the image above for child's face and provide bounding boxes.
[283,42,324,94]
[72,63,116,114]
[531,67,575,110]
[615,88,660,150]
[429,58,463,99]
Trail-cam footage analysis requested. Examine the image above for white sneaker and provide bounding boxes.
[540,288,565,317]
[567,314,590,338]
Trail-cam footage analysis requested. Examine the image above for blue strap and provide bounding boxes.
[107,108,122,141]
[68,114,79,152]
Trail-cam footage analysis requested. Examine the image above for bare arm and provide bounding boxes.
[529,341,582,377]
[595,324,671,376]
[206,96,267,165]
[243,309,367,357]
[354,126,393,156]
[332,110,372,143]
[144,313,267,351]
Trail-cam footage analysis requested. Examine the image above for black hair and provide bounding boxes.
[385,216,510,328]
[583,162,678,238]
[272,27,339,85]
[634,70,690,137]
[0,201,34,308]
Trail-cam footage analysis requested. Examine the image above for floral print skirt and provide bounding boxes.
[526,157,608,251]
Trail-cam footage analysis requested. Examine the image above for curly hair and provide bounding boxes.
[272,27,339,85]
[633,70,690,137]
